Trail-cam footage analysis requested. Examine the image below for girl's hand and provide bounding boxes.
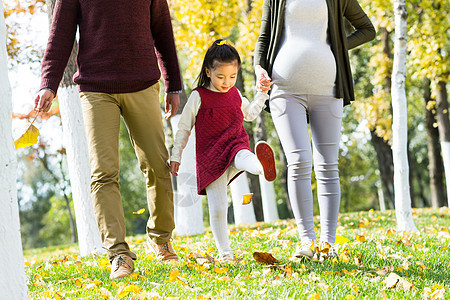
[170,161,180,176]
[255,65,273,93]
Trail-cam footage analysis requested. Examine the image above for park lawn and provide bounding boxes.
[24,207,450,300]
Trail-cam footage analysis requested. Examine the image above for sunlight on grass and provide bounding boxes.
[24,207,450,299]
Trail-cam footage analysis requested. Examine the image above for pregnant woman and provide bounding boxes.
[254,0,375,259]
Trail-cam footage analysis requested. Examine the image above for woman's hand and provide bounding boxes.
[255,65,273,93]
[170,161,180,176]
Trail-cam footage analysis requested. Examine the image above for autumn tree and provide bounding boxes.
[408,0,449,207]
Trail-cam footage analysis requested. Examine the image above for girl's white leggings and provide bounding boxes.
[205,149,262,254]
[270,94,343,245]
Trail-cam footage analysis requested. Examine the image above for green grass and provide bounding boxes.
[25,207,450,299]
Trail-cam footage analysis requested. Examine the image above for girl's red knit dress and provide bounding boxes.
[194,87,251,195]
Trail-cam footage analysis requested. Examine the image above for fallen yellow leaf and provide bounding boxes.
[214,266,228,274]
[339,253,350,263]
[74,278,82,287]
[356,235,366,242]
[307,293,320,300]
[169,268,179,282]
[285,264,293,277]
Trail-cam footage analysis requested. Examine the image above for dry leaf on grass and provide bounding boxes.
[385,272,413,291]
[253,252,280,265]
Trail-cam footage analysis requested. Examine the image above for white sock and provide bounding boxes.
[233,149,263,175]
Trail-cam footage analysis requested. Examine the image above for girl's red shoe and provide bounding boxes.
[255,141,276,182]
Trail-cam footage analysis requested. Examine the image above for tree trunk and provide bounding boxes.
[370,131,395,209]
[46,0,104,255]
[170,114,204,235]
[391,0,417,231]
[0,3,29,296]
[230,173,257,224]
[407,139,416,208]
[370,27,395,210]
[170,71,204,235]
[248,120,264,221]
[435,81,450,206]
[424,79,445,208]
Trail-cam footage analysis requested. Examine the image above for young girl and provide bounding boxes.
[170,39,276,261]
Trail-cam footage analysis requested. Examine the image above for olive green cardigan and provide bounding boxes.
[254,0,376,105]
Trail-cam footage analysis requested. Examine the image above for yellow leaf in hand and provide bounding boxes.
[14,124,40,149]
[133,208,146,215]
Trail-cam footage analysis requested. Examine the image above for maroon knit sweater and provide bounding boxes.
[40,0,182,94]
[195,87,251,195]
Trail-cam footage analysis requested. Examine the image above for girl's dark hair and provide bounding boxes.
[196,39,241,88]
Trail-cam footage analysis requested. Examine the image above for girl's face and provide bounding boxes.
[206,61,238,93]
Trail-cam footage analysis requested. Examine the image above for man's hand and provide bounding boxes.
[164,92,180,119]
[170,161,180,176]
[34,89,55,113]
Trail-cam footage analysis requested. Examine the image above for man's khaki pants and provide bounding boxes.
[80,83,174,261]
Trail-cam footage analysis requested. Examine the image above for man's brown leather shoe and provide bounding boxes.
[110,254,134,279]
[147,240,179,261]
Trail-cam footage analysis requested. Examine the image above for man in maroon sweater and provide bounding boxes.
[34,0,182,279]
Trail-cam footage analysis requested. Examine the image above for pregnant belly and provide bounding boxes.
[272,41,337,95]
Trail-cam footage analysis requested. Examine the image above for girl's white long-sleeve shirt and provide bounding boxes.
[171,85,269,163]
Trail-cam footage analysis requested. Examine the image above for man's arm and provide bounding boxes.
[40,0,79,94]
[150,0,182,93]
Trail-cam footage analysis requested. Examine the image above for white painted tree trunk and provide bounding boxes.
[259,176,279,222]
[230,173,257,225]
[377,181,386,212]
[58,86,104,255]
[442,142,450,202]
[170,115,204,235]
[391,0,417,231]
[0,2,29,297]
